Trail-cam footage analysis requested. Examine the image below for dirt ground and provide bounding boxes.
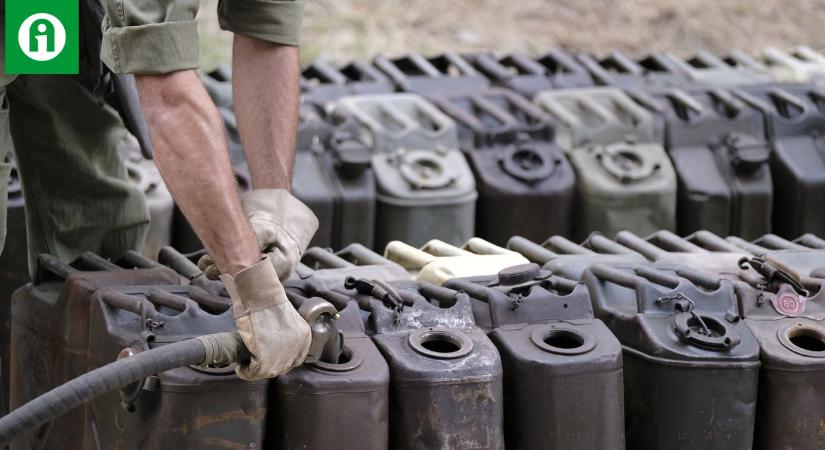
[198,0,825,69]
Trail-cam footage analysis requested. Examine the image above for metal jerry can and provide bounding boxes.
[575,51,687,89]
[293,122,377,249]
[467,50,593,98]
[84,285,267,449]
[506,233,647,280]
[444,264,624,450]
[374,52,490,98]
[9,253,179,450]
[582,263,760,450]
[535,87,677,240]
[634,88,773,238]
[733,84,825,238]
[271,297,390,450]
[354,279,504,449]
[434,88,575,243]
[663,51,773,88]
[383,237,529,285]
[334,93,477,249]
[759,46,825,84]
[732,258,825,450]
[301,59,394,105]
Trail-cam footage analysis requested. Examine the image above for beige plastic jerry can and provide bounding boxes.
[383,237,529,285]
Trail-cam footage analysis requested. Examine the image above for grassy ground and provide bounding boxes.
[198,0,825,70]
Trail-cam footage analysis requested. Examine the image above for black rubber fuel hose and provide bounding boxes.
[0,331,246,446]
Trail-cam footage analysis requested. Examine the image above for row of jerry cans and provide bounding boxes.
[509,230,825,449]
[10,233,825,449]
[300,47,825,102]
[295,79,825,244]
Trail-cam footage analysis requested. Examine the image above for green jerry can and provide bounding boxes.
[334,93,477,249]
[534,87,677,240]
[583,263,760,450]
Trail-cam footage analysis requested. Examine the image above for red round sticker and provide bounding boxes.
[772,291,804,316]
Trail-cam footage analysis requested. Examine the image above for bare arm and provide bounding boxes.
[232,35,301,190]
[136,71,260,276]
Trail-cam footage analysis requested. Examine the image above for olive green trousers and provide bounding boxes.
[0,72,150,274]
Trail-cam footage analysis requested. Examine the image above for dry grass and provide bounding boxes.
[197,0,825,69]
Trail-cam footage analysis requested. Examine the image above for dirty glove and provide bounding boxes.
[219,255,311,380]
[199,189,318,279]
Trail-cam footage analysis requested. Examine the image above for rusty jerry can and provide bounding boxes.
[434,87,576,243]
[292,243,409,287]
[632,88,773,238]
[271,291,390,450]
[534,86,677,240]
[575,51,688,89]
[301,59,394,105]
[383,237,529,285]
[733,84,825,238]
[506,234,647,280]
[582,263,760,450]
[467,50,593,98]
[82,285,267,449]
[374,51,490,98]
[347,279,503,449]
[9,253,180,450]
[333,93,477,249]
[732,257,825,450]
[444,264,624,450]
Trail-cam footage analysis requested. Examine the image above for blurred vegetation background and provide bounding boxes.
[198,0,825,70]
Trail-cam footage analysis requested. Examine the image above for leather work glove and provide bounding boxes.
[199,189,319,279]
[219,255,312,380]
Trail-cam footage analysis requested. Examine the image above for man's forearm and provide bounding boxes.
[136,71,260,276]
[233,35,301,190]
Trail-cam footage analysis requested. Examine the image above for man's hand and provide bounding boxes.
[220,255,311,380]
[199,189,318,280]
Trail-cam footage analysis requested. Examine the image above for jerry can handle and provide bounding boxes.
[302,61,347,85]
[708,88,745,118]
[665,89,705,123]
[767,87,809,119]
[472,53,515,81]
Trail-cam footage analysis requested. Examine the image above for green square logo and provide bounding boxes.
[5,0,79,74]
